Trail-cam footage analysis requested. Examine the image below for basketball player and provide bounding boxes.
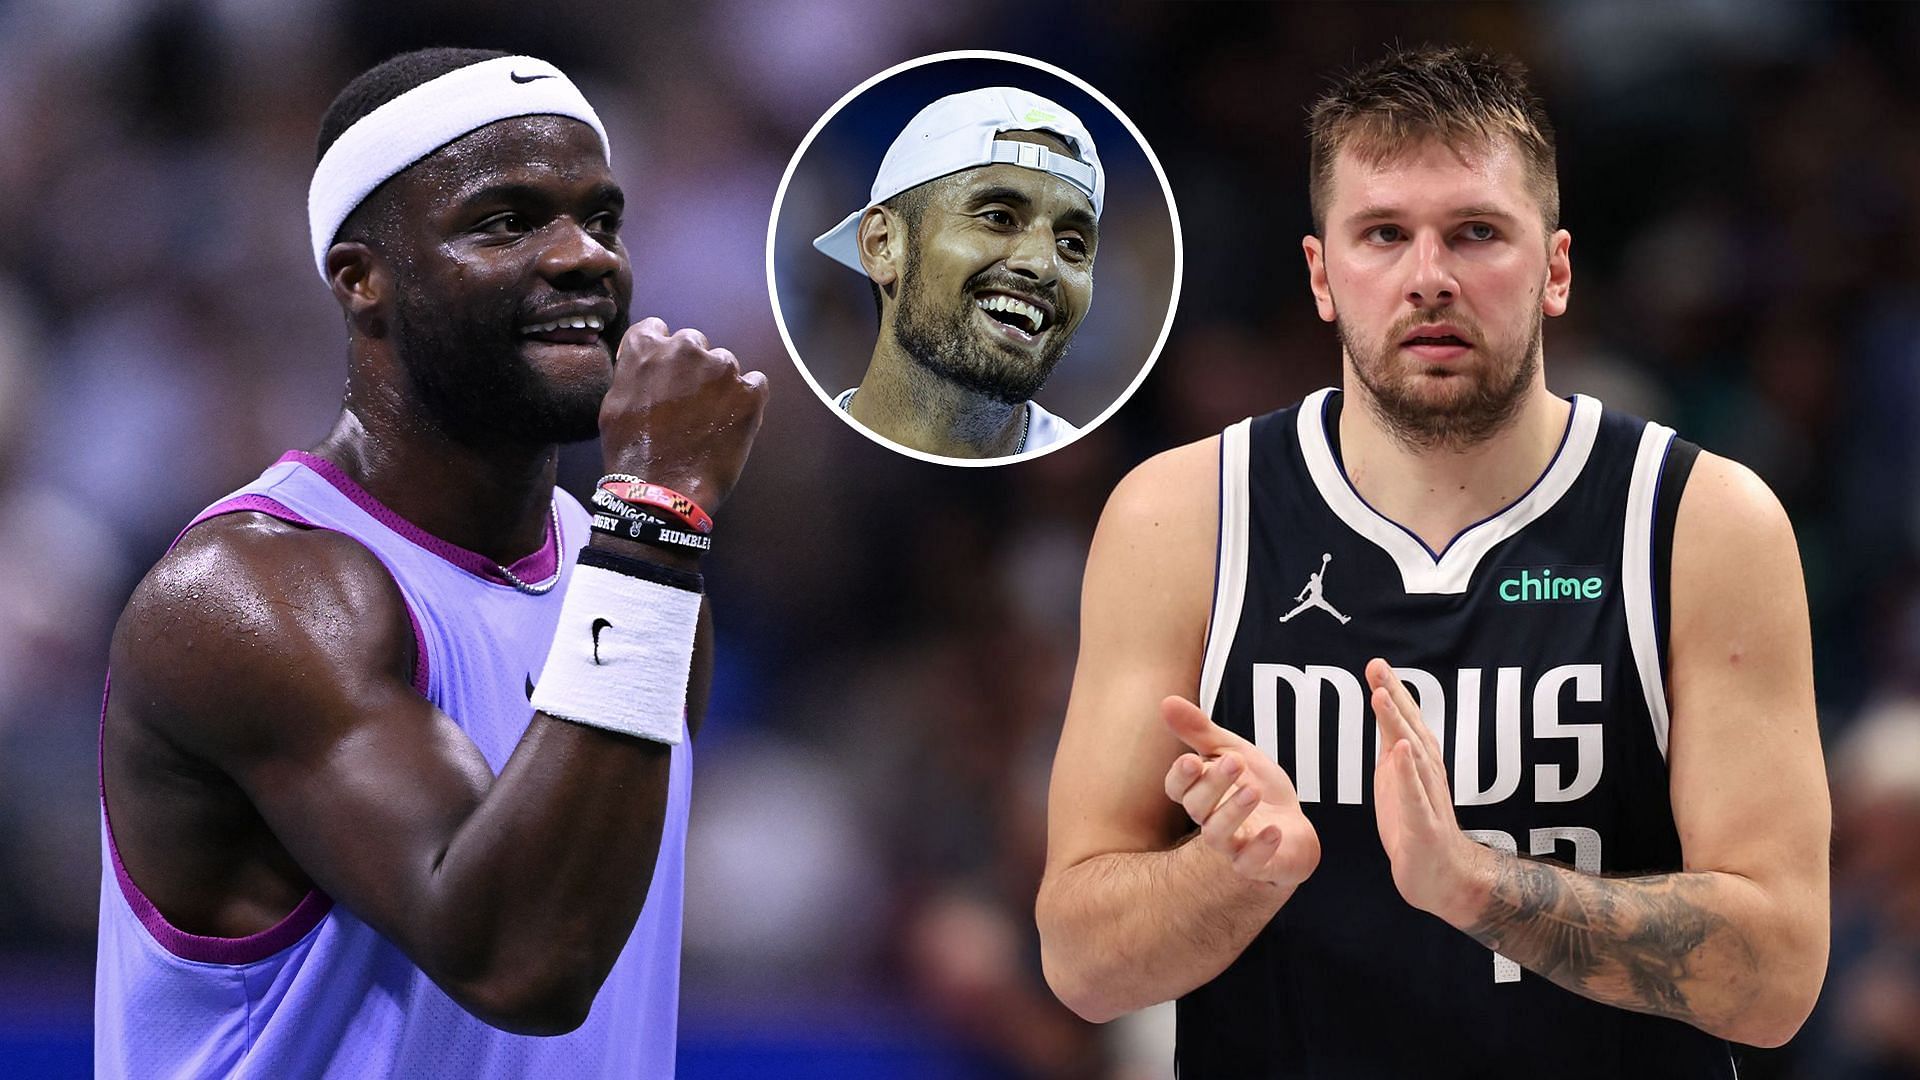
[812,86,1101,458]
[95,49,767,1077]
[1036,46,1829,1077]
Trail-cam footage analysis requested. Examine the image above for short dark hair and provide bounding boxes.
[1307,44,1559,235]
[317,46,509,162]
[316,47,509,255]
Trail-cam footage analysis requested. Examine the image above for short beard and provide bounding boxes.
[389,284,615,448]
[889,238,1073,405]
[1339,308,1540,453]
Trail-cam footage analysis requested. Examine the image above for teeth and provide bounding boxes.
[975,294,1045,333]
[520,314,606,335]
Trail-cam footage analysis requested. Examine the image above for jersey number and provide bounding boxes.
[1460,826,1602,983]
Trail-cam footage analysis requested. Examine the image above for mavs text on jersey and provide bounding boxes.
[1180,388,1732,1079]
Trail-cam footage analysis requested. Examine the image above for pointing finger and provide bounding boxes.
[1163,695,1252,757]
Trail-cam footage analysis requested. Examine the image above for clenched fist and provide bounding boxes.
[600,317,769,514]
[1162,696,1320,892]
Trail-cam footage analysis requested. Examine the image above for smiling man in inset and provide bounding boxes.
[814,86,1101,459]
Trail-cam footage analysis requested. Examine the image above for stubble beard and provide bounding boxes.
[1338,306,1542,454]
[889,238,1072,406]
[389,285,618,448]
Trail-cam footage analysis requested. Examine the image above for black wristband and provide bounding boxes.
[589,510,714,557]
[577,545,704,593]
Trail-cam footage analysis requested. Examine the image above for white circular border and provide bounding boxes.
[765,49,1185,469]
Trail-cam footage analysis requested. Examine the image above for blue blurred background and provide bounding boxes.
[0,1,1916,1077]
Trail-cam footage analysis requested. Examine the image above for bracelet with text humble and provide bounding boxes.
[589,484,713,557]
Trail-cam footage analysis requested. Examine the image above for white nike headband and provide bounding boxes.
[307,54,610,281]
[813,86,1103,274]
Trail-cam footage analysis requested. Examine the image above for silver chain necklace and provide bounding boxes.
[839,388,1030,455]
[494,502,563,595]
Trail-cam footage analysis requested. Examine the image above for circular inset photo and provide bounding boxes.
[768,50,1181,466]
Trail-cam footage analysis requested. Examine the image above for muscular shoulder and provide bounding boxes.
[110,513,416,761]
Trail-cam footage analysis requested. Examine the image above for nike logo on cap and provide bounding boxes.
[510,72,554,84]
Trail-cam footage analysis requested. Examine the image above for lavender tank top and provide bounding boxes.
[96,450,691,1079]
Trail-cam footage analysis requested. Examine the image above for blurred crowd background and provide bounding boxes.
[0,1,1915,1077]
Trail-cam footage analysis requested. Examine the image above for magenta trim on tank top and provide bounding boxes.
[183,492,430,696]
[98,674,335,964]
[94,488,454,965]
[277,450,561,588]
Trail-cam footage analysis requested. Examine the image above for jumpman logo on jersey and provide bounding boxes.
[1279,552,1351,625]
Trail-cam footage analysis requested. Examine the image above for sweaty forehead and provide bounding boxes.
[398,115,612,203]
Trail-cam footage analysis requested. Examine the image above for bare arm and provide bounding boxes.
[1456,858,1765,1032]
[1036,440,1319,1023]
[1370,452,1829,1047]
[107,320,766,1035]
[112,521,674,1035]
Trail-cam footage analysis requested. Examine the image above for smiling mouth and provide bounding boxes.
[975,293,1050,335]
[520,313,606,336]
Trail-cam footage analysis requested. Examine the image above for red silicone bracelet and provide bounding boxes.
[597,476,714,534]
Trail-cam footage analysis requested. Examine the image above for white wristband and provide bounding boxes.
[530,561,700,745]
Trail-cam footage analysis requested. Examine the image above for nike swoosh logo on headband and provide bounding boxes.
[510,72,555,84]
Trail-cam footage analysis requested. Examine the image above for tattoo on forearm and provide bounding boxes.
[1462,859,1759,1024]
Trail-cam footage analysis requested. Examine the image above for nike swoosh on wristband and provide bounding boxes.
[510,72,554,84]
[591,617,613,664]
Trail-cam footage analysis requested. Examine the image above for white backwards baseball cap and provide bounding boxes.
[813,86,1103,274]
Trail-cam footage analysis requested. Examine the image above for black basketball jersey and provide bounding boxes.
[1178,389,1731,1079]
